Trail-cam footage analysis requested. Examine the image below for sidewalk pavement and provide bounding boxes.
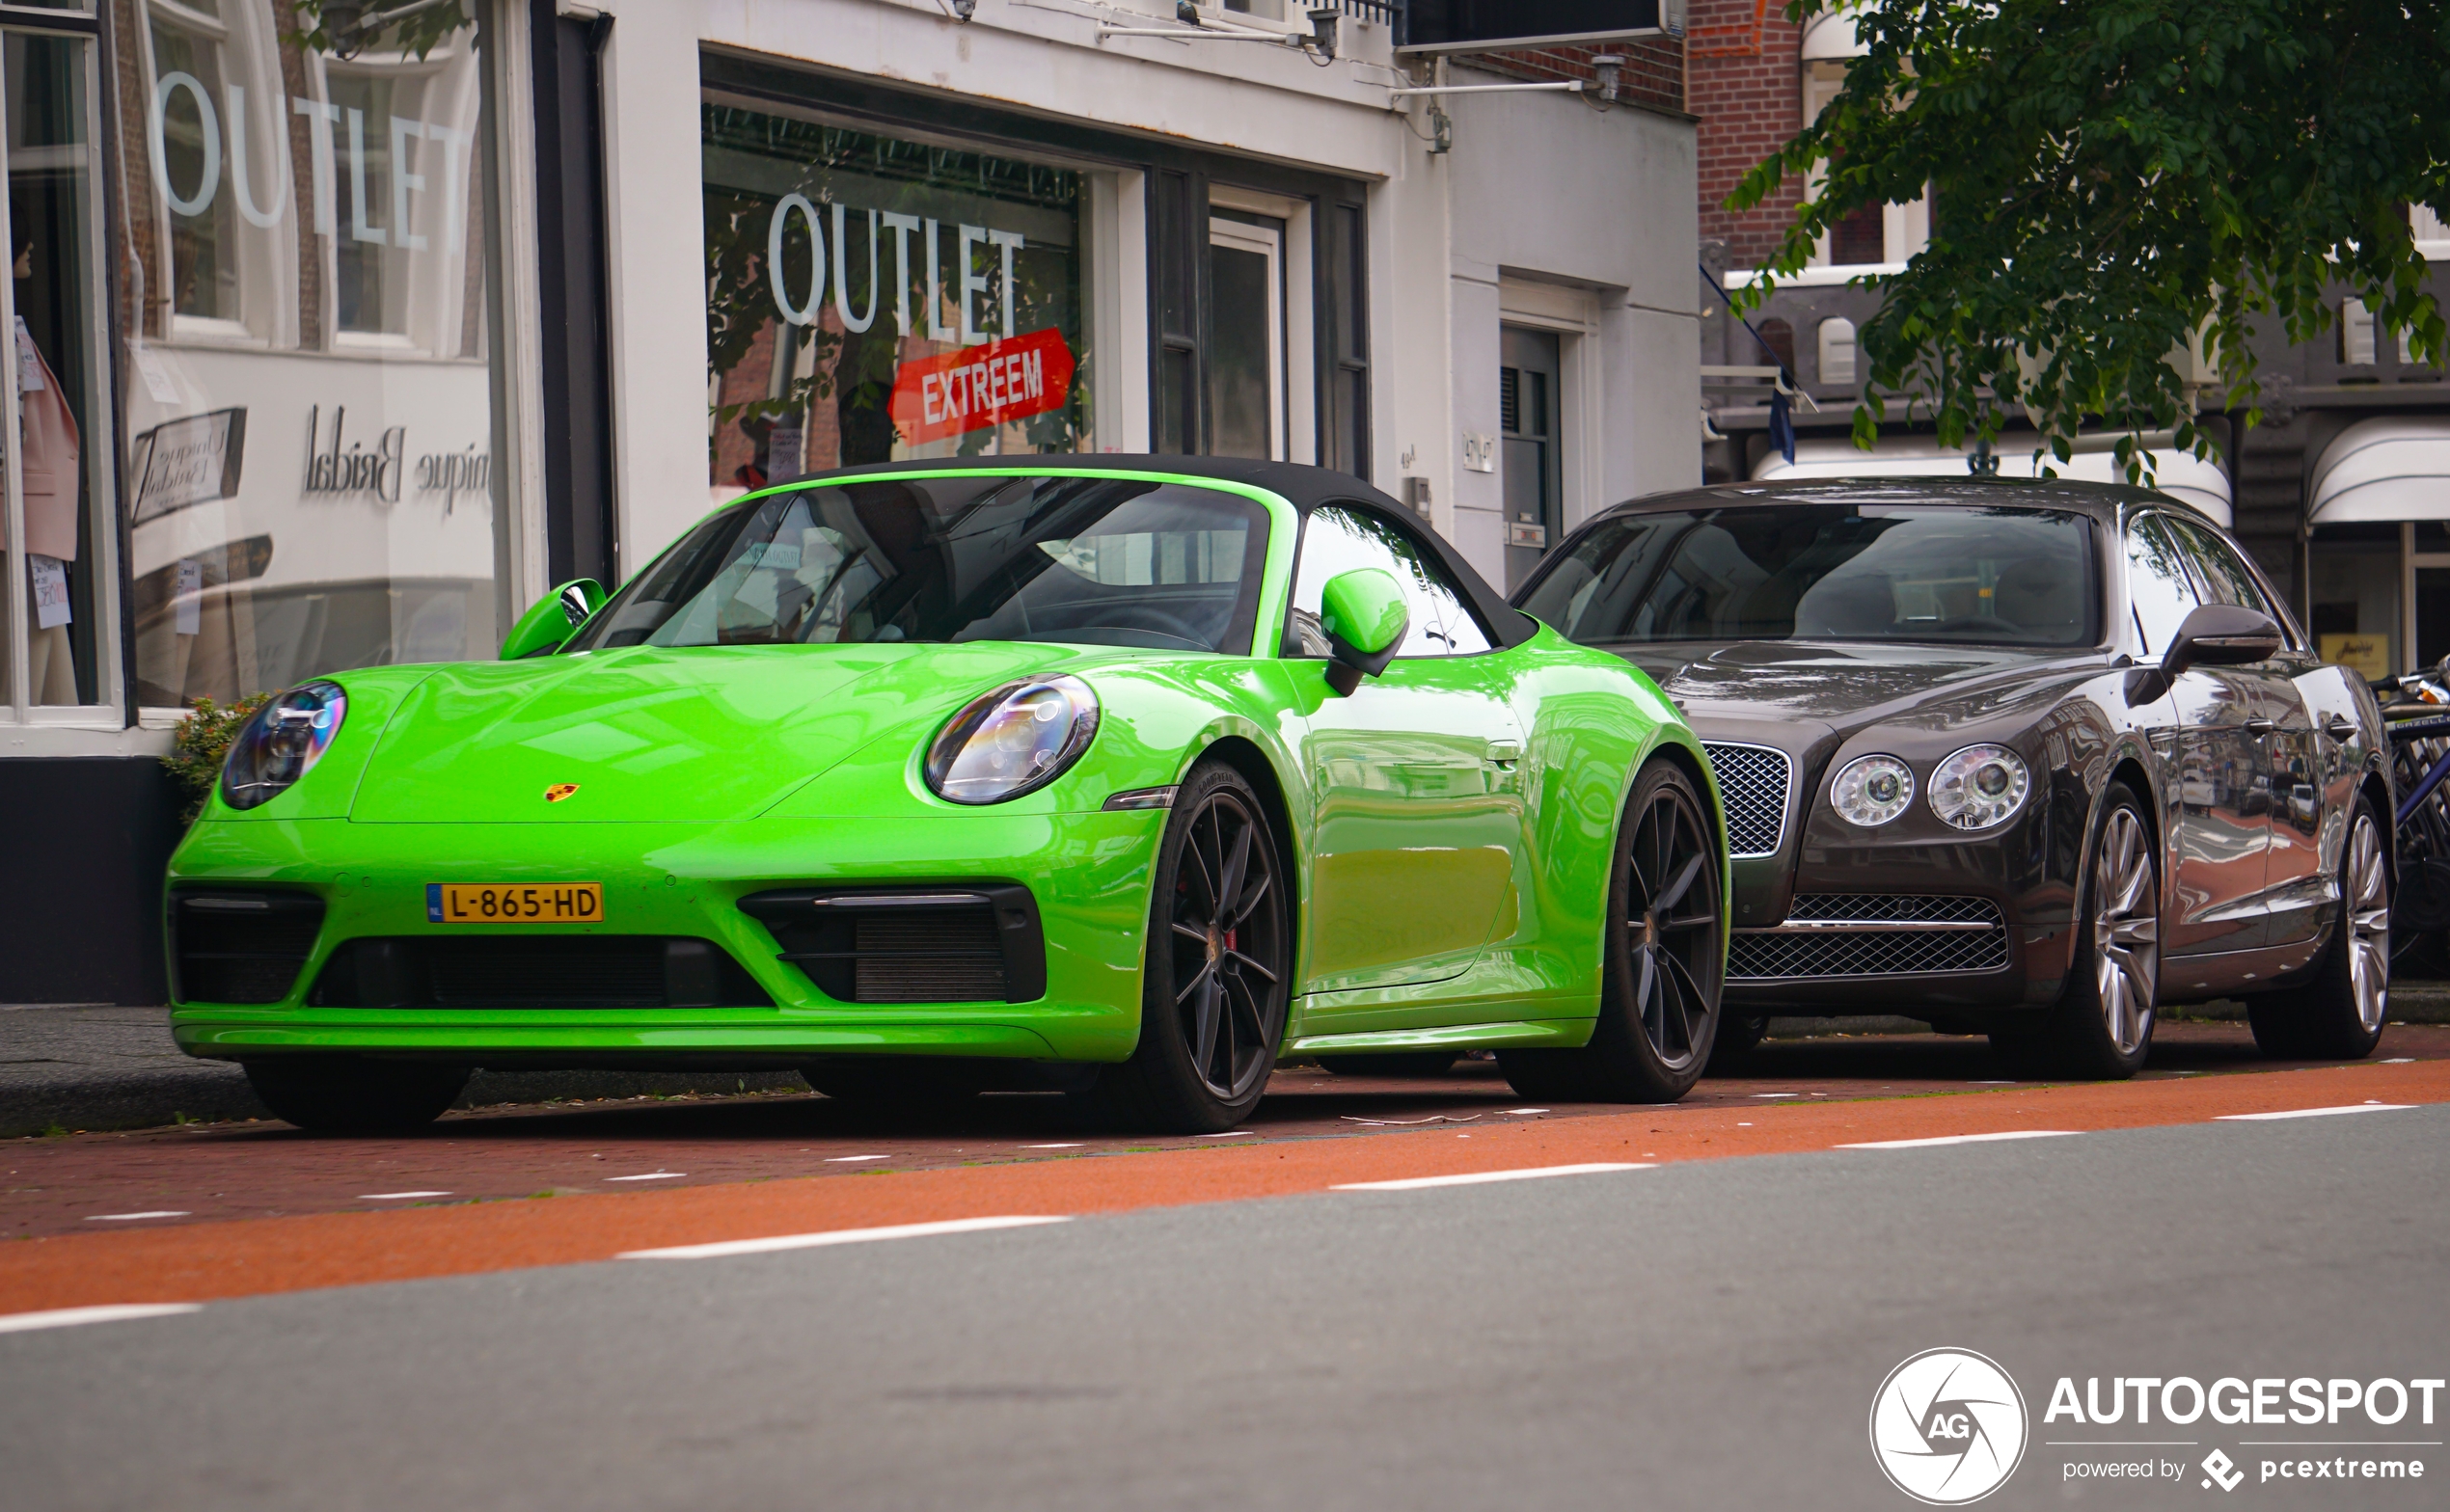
[0,1006,803,1138]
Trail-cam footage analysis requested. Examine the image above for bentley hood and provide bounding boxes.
[344,641,1075,823]
[1600,639,2101,744]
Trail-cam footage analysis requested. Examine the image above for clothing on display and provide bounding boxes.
[8,310,81,703]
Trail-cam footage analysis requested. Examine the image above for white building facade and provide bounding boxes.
[1,0,1698,1004]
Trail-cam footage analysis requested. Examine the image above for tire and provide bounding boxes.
[1316,1053,1461,1077]
[1703,1013,1770,1075]
[1991,781,2159,1079]
[1498,759,1725,1103]
[242,1057,468,1135]
[1075,761,1293,1133]
[2249,796,2391,1060]
[802,1057,989,1103]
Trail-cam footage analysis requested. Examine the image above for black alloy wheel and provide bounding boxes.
[1501,759,1726,1102]
[1080,762,1291,1132]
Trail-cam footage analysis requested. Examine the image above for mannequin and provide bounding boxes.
[4,224,81,704]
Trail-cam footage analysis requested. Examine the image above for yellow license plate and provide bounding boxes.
[425,882,604,924]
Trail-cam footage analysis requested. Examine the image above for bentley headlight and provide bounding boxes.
[1929,743,2030,830]
[1830,754,1915,827]
[925,676,1101,805]
[220,681,348,812]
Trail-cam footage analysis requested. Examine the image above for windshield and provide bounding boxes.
[564,475,1270,655]
[1519,503,2098,648]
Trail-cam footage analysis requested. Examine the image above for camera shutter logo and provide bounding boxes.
[1869,1348,2028,1504]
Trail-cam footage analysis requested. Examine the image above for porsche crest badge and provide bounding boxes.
[544,783,581,803]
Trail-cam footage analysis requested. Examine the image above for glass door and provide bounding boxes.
[1,22,111,716]
[1207,214,1284,461]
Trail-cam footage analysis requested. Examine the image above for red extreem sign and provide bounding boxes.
[889,327,1075,446]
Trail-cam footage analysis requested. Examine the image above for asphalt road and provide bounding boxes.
[4,1104,2441,1512]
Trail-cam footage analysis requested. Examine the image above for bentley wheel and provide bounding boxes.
[2250,796,2391,1060]
[1995,782,2158,1079]
[242,1057,468,1135]
[1081,761,1291,1133]
[1500,758,1724,1103]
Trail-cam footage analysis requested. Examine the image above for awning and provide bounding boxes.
[2309,417,2450,526]
[1753,437,2234,526]
[1801,9,1867,58]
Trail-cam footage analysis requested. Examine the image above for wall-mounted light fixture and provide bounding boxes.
[1592,54,1624,103]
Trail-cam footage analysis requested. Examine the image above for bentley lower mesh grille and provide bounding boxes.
[1701,742,1791,857]
[1729,896,2009,980]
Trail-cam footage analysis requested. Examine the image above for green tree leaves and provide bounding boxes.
[1729,0,2450,480]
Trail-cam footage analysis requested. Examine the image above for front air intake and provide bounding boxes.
[739,883,1047,1005]
[170,889,326,1004]
[309,936,773,1009]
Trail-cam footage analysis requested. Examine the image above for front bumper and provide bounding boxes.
[164,812,1164,1066]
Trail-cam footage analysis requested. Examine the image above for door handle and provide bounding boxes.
[2244,717,2276,736]
[2325,714,2357,742]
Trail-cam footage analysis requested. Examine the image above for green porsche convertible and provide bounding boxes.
[167,459,1729,1133]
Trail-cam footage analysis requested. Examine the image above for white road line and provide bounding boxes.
[1331,1162,1650,1192]
[1196,1131,1259,1138]
[1508,1108,1549,1115]
[84,1211,190,1222]
[360,1191,451,1201]
[620,1215,1070,1259]
[0,1304,203,1335]
[1020,1143,1083,1149]
[1753,1093,1799,1098]
[1839,1130,2081,1150]
[825,1155,889,1163]
[603,1172,687,1181]
[2216,1103,2416,1121]
[2382,1057,2414,1064]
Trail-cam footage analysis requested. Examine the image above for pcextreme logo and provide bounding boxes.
[1870,1348,2030,1504]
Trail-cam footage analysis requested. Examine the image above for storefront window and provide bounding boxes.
[701,105,1089,500]
[2307,526,2401,680]
[118,0,499,709]
[3,27,109,710]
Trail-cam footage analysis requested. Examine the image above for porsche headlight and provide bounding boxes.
[1830,754,1915,827]
[1929,743,2031,830]
[925,676,1101,805]
[220,681,348,812]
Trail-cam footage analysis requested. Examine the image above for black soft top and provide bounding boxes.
[801,454,1539,650]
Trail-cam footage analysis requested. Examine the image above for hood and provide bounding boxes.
[346,641,1072,823]
[1602,639,2103,739]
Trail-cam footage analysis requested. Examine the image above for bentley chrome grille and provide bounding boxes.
[1701,742,1792,858]
[1729,895,2009,981]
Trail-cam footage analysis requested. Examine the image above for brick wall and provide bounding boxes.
[1468,37,1685,117]
[1685,0,1806,269]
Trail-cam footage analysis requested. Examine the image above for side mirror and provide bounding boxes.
[2163,603,2282,678]
[2126,603,2283,705]
[501,578,606,661]
[1318,567,1408,696]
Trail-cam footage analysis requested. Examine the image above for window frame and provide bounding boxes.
[1280,500,1499,662]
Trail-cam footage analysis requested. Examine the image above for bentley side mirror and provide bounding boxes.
[1318,567,1408,696]
[2125,604,2283,705]
[501,578,607,660]
[2163,604,2282,678]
